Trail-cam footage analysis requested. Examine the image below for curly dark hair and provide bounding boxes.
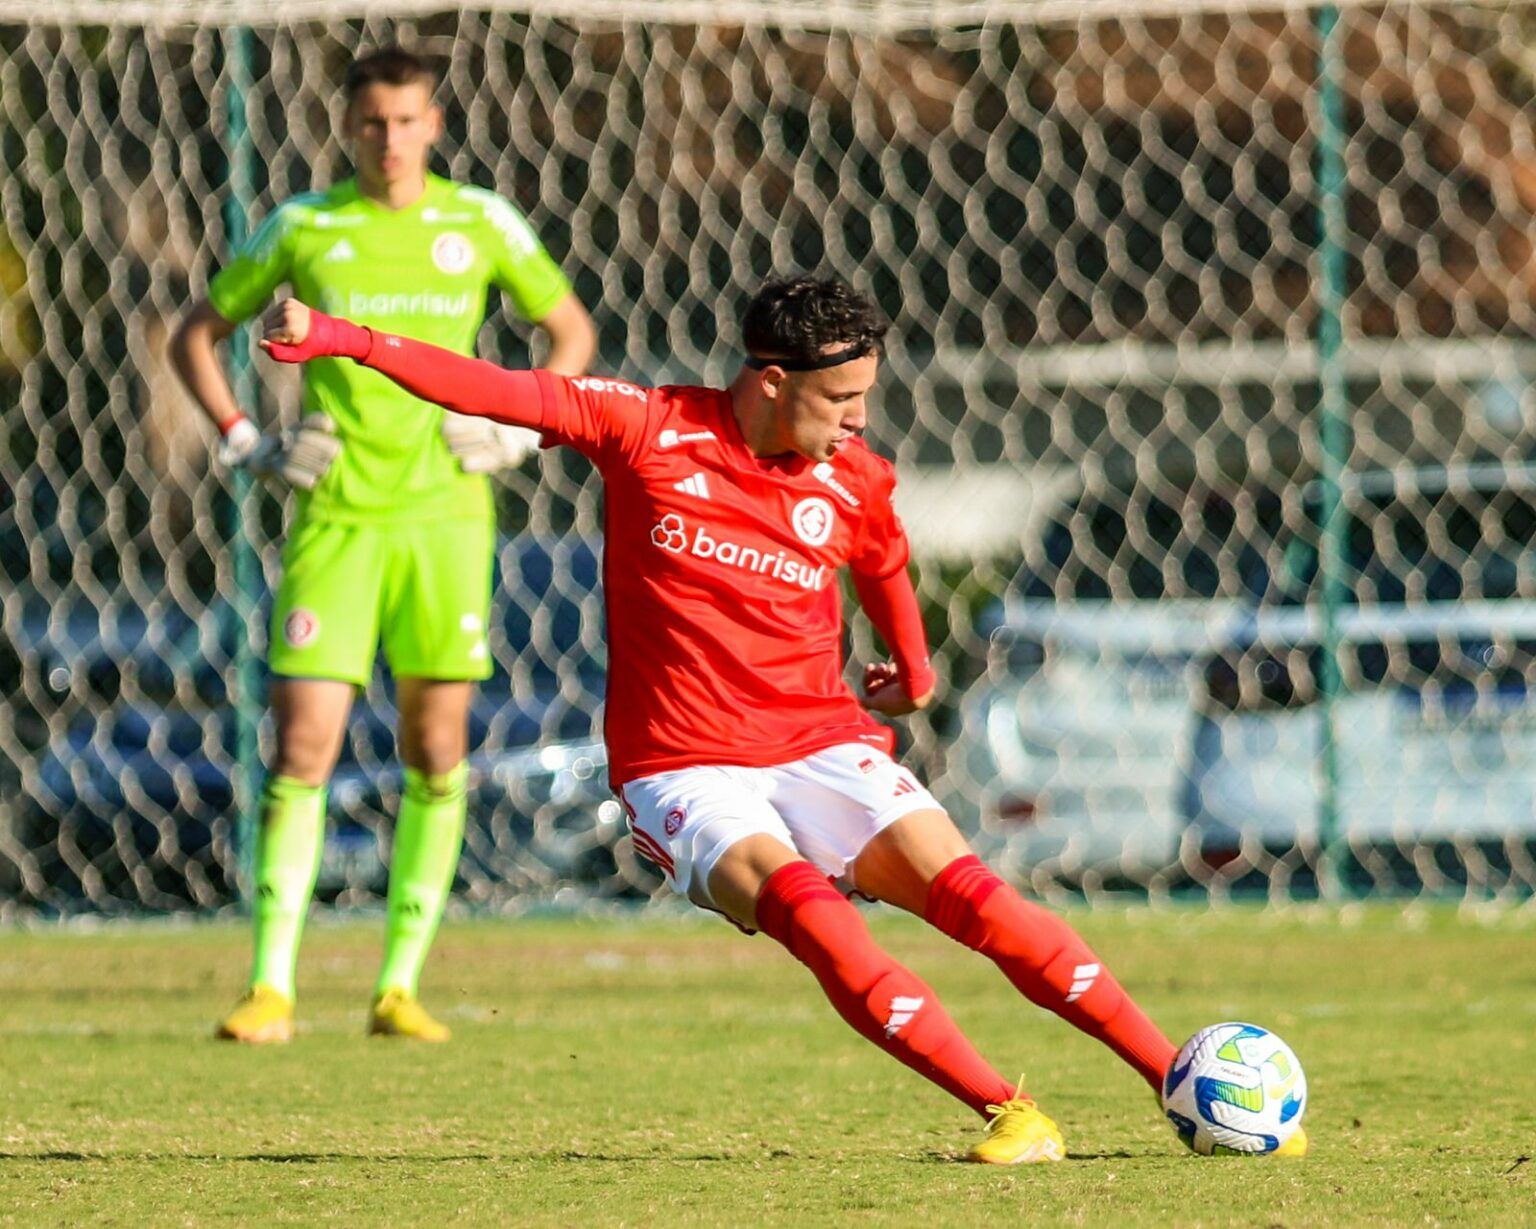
[345,47,438,99]
[741,277,889,367]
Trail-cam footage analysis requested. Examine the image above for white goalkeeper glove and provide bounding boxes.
[216,413,341,491]
[441,412,541,474]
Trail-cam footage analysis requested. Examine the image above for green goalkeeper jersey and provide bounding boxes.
[208,174,571,524]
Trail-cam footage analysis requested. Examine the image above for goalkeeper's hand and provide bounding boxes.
[441,413,541,473]
[215,413,341,491]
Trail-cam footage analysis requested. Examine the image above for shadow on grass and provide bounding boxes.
[0,1152,495,1164]
[0,1150,768,1165]
[917,1149,1146,1164]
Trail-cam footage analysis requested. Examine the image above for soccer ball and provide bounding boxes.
[1161,1022,1307,1155]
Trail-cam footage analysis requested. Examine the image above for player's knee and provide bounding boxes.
[403,726,469,777]
[268,747,333,788]
[272,720,344,784]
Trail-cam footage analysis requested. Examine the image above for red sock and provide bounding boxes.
[756,861,1015,1117]
[925,856,1176,1091]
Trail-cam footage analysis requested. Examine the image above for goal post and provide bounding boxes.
[2,0,1535,915]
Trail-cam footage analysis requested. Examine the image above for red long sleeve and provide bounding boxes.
[359,330,548,429]
[268,308,549,429]
[852,563,937,701]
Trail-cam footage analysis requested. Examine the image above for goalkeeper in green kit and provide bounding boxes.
[169,47,596,1043]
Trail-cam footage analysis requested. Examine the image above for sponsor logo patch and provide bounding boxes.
[658,428,718,448]
[648,516,828,590]
[283,608,320,649]
[791,496,835,547]
[573,376,647,402]
[812,461,862,507]
[663,807,687,836]
[651,513,688,553]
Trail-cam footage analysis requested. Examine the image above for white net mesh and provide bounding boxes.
[3,2,1536,915]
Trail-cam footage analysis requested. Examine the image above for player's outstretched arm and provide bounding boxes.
[853,564,937,716]
[260,299,547,432]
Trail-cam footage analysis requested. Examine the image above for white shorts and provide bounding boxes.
[618,743,940,909]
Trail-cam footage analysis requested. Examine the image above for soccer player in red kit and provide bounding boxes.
[259,278,1303,1163]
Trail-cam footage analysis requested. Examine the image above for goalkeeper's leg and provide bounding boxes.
[218,678,354,1042]
[371,677,473,1041]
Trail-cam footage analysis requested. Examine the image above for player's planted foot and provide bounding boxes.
[368,987,450,1041]
[215,983,294,1044]
[967,1083,1066,1165]
[1274,1126,1308,1158]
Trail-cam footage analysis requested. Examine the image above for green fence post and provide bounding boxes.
[1315,4,1351,900]
[223,25,262,902]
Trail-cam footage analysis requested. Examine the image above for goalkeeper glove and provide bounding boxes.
[441,413,541,474]
[216,413,341,491]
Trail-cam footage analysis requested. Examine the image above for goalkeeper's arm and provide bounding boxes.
[261,299,547,431]
[169,297,339,488]
[168,299,254,452]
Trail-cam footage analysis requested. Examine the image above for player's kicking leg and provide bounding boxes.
[366,676,474,1042]
[851,812,1310,1158]
[851,807,1178,1089]
[217,677,354,1043]
[621,763,1062,1164]
[711,836,1064,1164]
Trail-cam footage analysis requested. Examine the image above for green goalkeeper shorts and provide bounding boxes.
[268,516,495,686]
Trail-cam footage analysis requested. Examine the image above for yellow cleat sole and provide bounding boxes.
[967,1136,1066,1165]
[214,1016,293,1044]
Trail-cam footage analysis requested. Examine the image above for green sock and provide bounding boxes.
[249,775,327,1000]
[376,762,468,998]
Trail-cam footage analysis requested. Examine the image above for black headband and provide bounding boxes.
[743,339,875,372]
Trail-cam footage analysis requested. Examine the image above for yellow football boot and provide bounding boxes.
[215,984,294,1044]
[1274,1126,1308,1157]
[367,988,451,1042]
[967,1083,1067,1165]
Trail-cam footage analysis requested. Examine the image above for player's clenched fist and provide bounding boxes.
[260,298,311,351]
[861,661,932,716]
[259,299,372,363]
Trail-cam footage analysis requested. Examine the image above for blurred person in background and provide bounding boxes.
[169,45,596,1044]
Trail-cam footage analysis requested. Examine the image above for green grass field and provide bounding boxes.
[1,906,1532,1226]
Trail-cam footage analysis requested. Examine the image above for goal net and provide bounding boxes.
[3,0,1535,915]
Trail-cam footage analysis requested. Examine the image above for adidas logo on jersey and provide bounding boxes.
[672,473,711,499]
[321,239,357,263]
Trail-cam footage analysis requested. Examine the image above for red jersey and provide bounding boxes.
[527,371,909,785]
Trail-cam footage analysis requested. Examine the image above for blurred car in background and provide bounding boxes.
[4,535,626,910]
[937,466,1536,890]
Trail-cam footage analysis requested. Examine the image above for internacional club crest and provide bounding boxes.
[431,231,475,274]
[651,514,688,553]
[791,496,835,546]
[283,608,320,648]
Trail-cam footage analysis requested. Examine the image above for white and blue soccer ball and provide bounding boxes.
[1161,1022,1307,1155]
